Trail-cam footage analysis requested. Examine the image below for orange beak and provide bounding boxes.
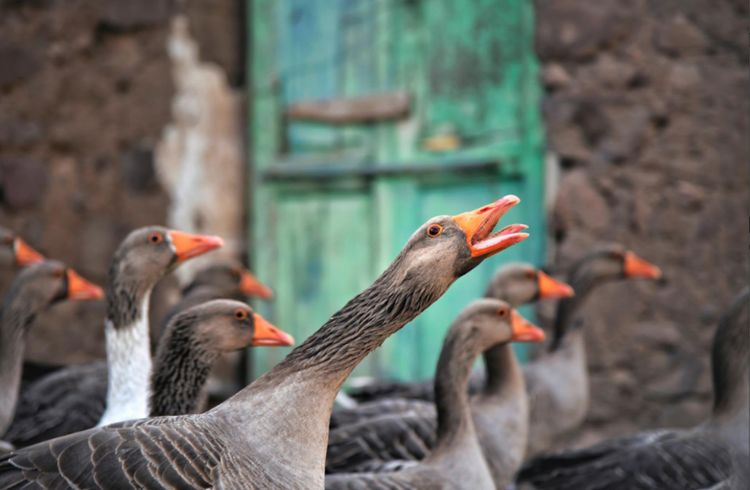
[623,251,662,280]
[240,270,274,299]
[452,195,529,257]
[168,230,224,263]
[14,238,45,266]
[252,313,294,347]
[510,310,546,342]
[537,271,575,299]
[66,269,105,300]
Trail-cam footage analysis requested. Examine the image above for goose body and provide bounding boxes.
[518,289,749,490]
[0,196,528,489]
[2,228,223,446]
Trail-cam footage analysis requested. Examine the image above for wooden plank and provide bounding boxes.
[285,91,410,124]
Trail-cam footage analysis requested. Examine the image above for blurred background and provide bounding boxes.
[0,0,747,451]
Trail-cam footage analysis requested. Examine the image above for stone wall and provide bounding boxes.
[535,0,749,446]
[0,0,244,364]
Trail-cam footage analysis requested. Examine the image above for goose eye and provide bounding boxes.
[53,269,65,279]
[498,308,508,317]
[526,270,536,279]
[426,224,444,238]
[234,309,249,321]
[148,232,163,244]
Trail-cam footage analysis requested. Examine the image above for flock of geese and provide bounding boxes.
[0,194,745,489]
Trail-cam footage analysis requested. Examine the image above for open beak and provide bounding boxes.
[252,313,294,347]
[623,251,662,280]
[452,195,529,257]
[537,271,575,299]
[66,269,105,300]
[510,310,546,342]
[240,270,274,299]
[168,230,224,263]
[14,238,45,266]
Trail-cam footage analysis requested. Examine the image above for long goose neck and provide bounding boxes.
[150,318,215,416]
[99,262,155,425]
[482,343,522,398]
[434,330,480,448]
[551,254,616,351]
[710,290,749,428]
[0,293,37,433]
[256,256,446,392]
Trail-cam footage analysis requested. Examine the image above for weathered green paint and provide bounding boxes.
[248,0,546,381]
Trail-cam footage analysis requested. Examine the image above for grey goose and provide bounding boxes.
[150,298,293,417]
[521,245,662,457]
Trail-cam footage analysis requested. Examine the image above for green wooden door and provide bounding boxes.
[249,0,545,381]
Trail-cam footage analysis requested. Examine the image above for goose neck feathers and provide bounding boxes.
[150,310,216,416]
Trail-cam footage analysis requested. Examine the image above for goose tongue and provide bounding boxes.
[168,231,224,262]
[452,195,528,257]
[14,239,44,266]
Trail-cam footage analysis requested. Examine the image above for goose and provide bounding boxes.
[522,245,662,457]
[326,298,544,488]
[0,261,103,436]
[0,227,44,268]
[2,227,223,447]
[0,195,529,489]
[330,263,574,424]
[150,299,293,417]
[517,288,749,490]
[326,301,545,489]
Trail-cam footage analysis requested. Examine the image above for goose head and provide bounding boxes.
[486,263,574,306]
[3,260,103,331]
[187,261,273,300]
[108,227,223,300]
[453,298,546,351]
[183,299,294,353]
[575,244,662,283]
[393,195,529,293]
